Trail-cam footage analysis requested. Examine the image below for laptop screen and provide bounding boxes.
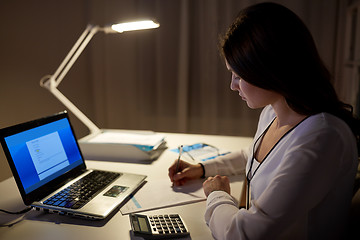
[3,115,83,194]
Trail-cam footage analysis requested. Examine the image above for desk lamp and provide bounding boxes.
[40,20,164,161]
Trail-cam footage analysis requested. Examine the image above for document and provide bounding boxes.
[120,178,206,214]
[171,143,231,162]
[26,132,69,180]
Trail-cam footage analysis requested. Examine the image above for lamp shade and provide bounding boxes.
[111,20,160,33]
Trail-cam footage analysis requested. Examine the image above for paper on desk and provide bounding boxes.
[120,179,206,214]
[88,132,165,146]
[171,143,231,162]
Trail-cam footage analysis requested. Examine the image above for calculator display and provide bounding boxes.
[138,217,149,232]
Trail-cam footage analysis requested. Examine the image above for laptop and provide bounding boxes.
[0,111,146,220]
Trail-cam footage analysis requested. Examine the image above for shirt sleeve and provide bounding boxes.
[204,126,356,239]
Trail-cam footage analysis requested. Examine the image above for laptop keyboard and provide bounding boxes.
[43,170,121,209]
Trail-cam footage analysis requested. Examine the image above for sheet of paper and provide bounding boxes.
[171,143,231,162]
[120,179,206,214]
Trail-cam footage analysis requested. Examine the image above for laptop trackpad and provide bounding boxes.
[103,185,129,198]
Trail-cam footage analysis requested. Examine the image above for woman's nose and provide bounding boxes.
[230,78,238,91]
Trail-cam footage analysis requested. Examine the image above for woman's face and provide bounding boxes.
[226,61,281,109]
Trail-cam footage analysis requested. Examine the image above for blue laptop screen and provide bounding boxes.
[4,118,83,194]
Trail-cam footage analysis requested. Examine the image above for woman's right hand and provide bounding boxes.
[168,160,204,186]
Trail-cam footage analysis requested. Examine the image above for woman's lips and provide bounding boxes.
[239,92,246,100]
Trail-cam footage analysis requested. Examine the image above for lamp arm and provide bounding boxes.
[40,20,159,135]
[40,24,103,135]
[48,84,101,135]
[53,25,100,87]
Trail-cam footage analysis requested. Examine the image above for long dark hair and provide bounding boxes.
[221,2,359,143]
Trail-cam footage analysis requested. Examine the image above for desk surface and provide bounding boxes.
[0,132,252,240]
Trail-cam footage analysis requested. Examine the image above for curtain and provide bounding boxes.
[85,0,340,138]
[334,0,360,116]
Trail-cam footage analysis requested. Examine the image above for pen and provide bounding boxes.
[175,145,183,173]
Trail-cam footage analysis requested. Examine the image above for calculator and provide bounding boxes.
[129,213,190,239]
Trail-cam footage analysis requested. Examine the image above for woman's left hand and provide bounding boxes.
[203,175,231,197]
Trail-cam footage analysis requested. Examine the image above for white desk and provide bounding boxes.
[0,132,252,240]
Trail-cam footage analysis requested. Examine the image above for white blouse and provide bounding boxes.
[202,105,358,240]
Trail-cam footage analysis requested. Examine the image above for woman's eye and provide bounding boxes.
[231,73,240,79]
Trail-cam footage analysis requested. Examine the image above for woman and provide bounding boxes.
[168,2,359,239]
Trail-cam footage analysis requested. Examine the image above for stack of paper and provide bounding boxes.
[79,130,167,161]
[88,131,166,152]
